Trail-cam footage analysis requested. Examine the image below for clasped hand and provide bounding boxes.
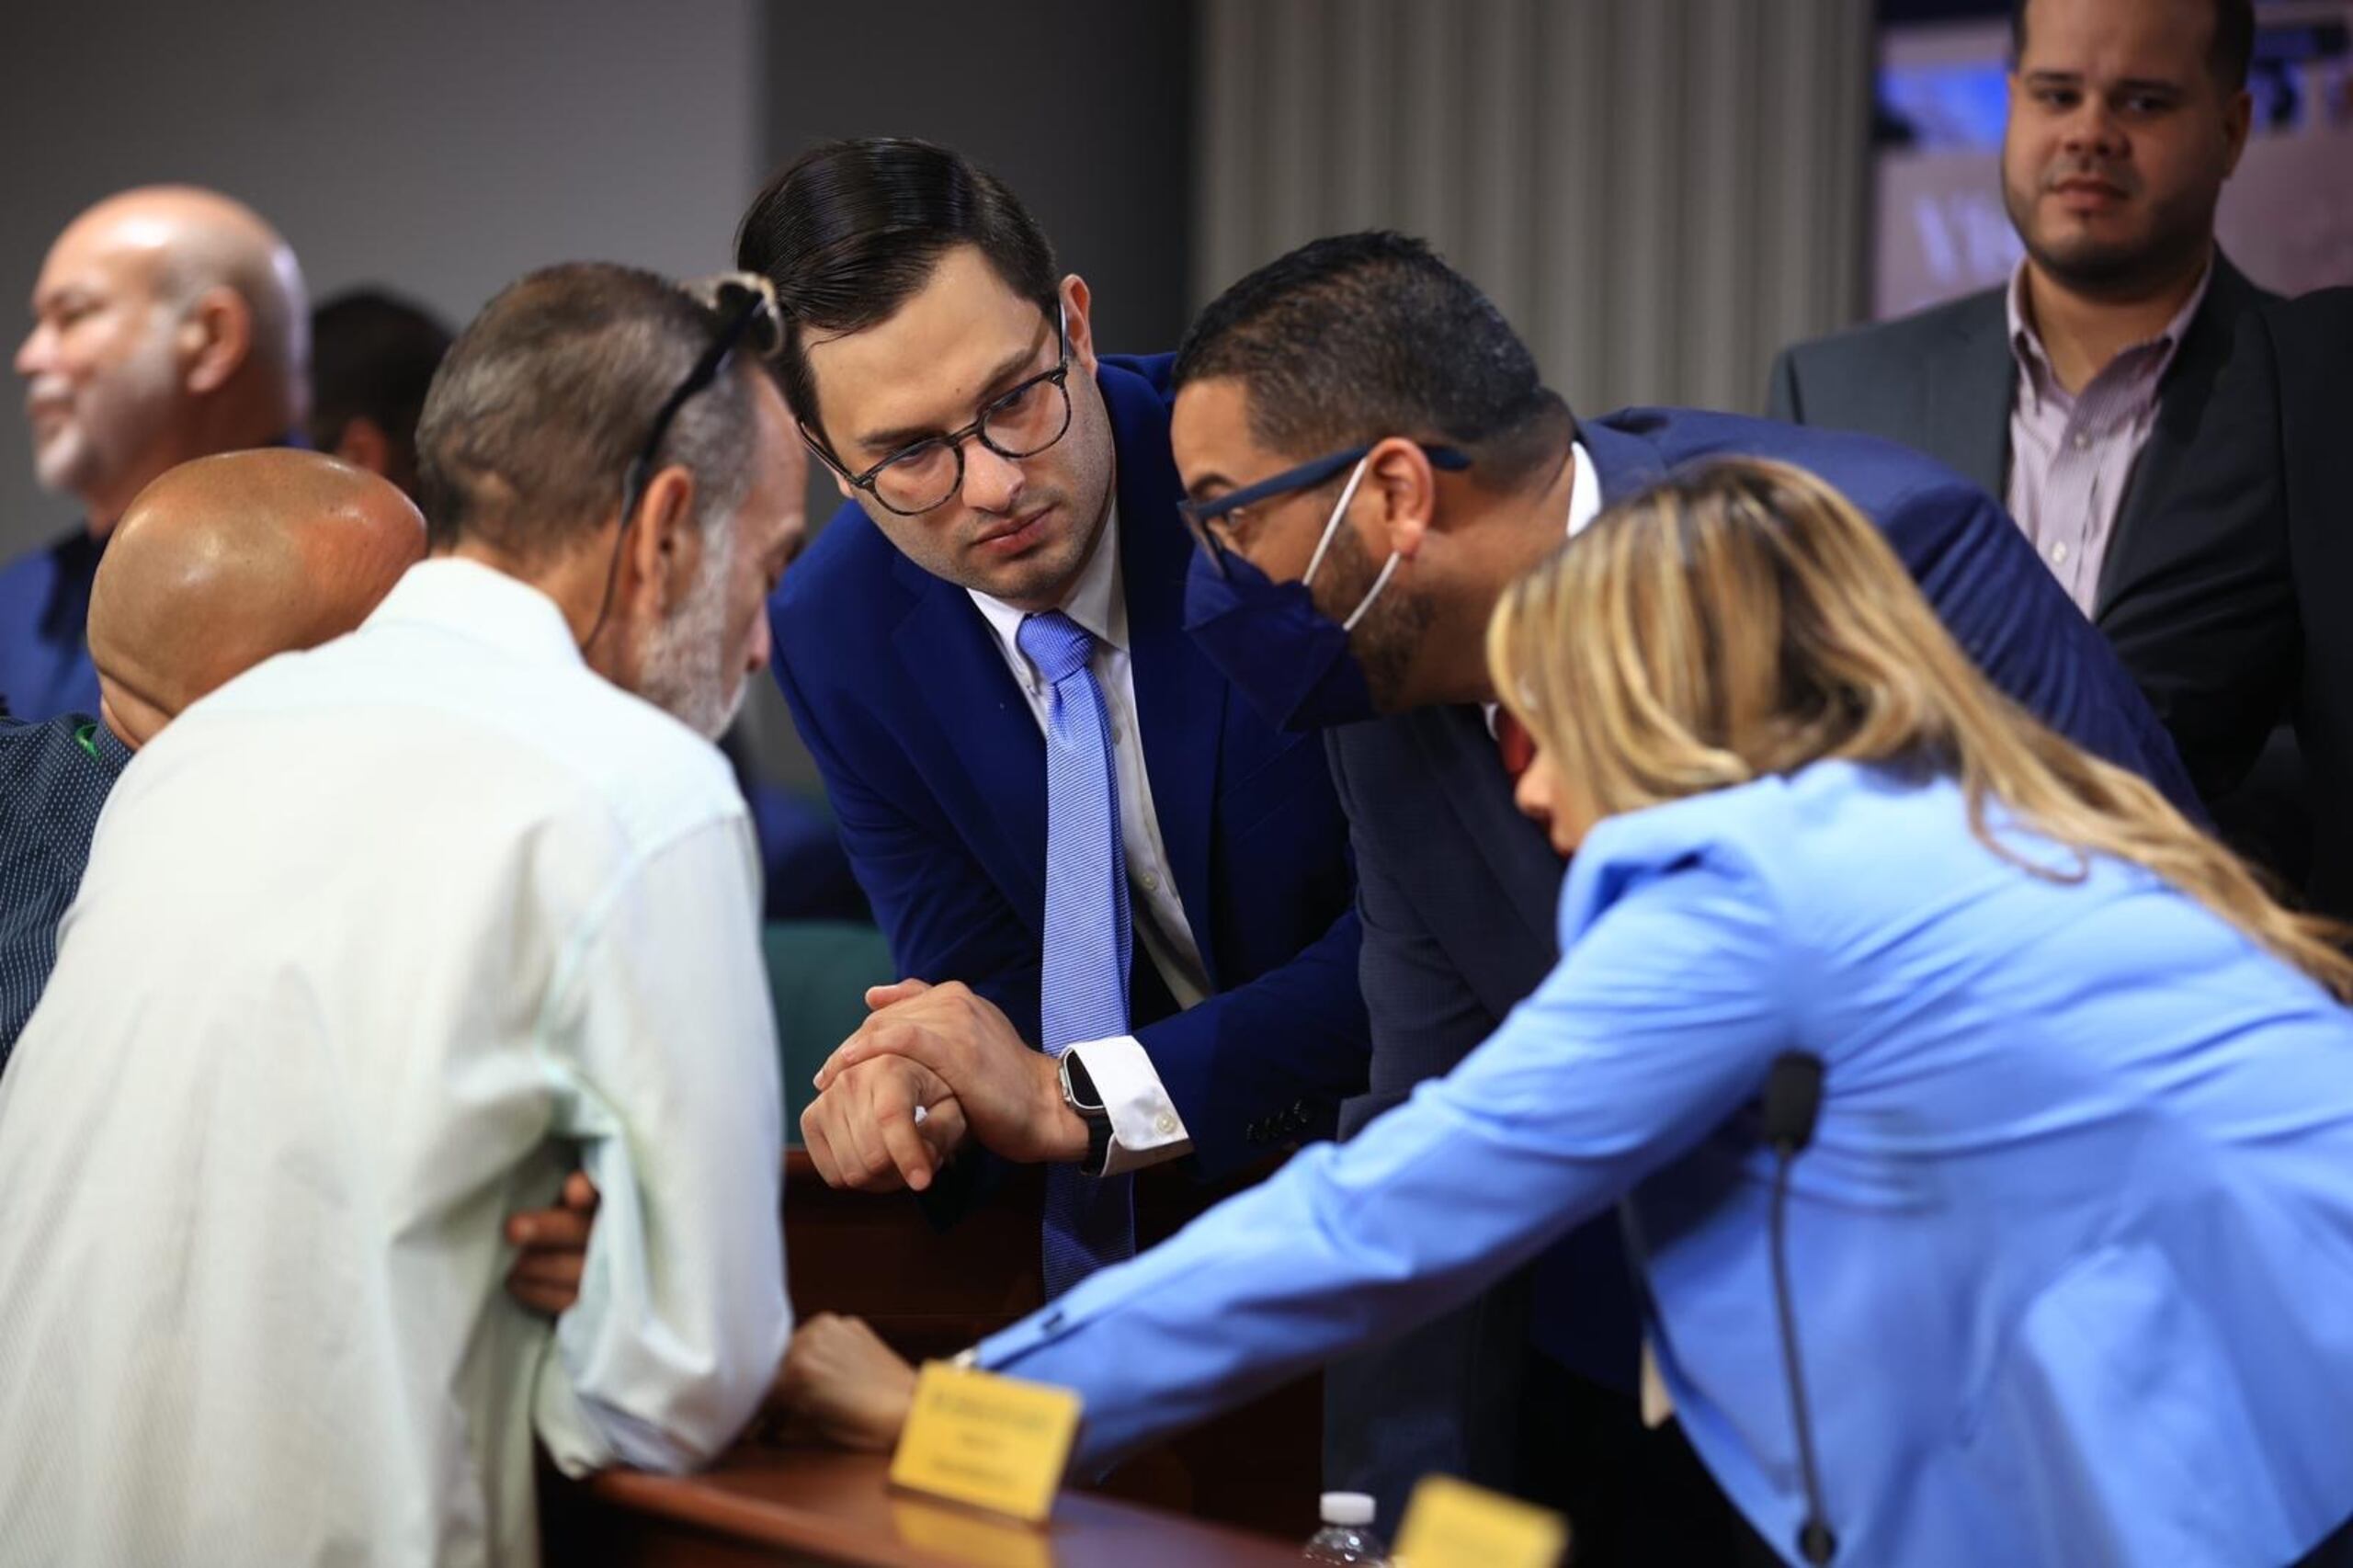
[798,978,1088,1192]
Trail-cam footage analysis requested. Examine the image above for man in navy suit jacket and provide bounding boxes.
[5,187,307,722]
[738,142,1368,1261]
[1165,233,2198,1562]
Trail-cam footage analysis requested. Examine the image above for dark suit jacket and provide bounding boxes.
[0,712,130,1064]
[2263,287,2353,914]
[0,527,102,724]
[1768,257,2295,812]
[1321,405,2198,1523]
[769,354,1368,1180]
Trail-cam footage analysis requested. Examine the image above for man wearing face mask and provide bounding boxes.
[1163,232,2198,1561]
[738,139,1368,1302]
[6,186,308,722]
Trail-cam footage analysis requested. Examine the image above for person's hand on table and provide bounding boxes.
[504,1169,599,1316]
[814,979,1086,1167]
[800,1048,970,1192]
[765,1312,918,1452]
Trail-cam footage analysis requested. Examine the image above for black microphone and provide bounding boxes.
[1765,1051,1836,1565]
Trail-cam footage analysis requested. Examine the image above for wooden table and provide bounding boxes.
[542,1150,1325,1559]
[544,1448,1309,1567]
[776,1150,1324,1540]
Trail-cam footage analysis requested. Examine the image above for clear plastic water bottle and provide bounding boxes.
[1303,1491,1390,1564]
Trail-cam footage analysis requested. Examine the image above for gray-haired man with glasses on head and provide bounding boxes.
[0,262,804,1566]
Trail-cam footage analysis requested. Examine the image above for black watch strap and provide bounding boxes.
[1062,1052,1116,1176]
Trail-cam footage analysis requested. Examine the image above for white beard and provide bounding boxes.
[28,324,184,501]
[635,515,746,741]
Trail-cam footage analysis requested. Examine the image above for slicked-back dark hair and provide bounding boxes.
[415,262,757,558]
[734,137,1060,449]
[2010,0,2256,90]
[1174,232,1569,487]
[307,288,453,462]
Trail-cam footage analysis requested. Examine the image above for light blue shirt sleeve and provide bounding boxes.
[977,843,1793,1471]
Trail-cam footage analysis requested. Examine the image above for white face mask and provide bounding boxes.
[1300,455,1400,633]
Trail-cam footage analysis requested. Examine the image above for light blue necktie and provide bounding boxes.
[1016,610,1138,1297]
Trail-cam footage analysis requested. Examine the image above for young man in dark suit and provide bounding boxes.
[735,140,1369,1299]
[2264,287,2353,915]
[1768,0,2316,888]
[1160,229,2194,1563]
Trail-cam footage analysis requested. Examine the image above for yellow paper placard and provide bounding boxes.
[887,1361,1082,1524]
[1395,1474,1571,1568]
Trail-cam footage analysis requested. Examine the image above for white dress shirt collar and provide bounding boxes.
[1485,440,1599,738]
[0,548,789,1562]
[967,505,1126,695]
[1564,439,1601,539]
[375,555,587,672]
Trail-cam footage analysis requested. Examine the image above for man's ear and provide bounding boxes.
[332,416,392,479]
[95,669,170,751]
[620,463,702,619]
[1362,437,1440,562]
[1061,274,1097,376]
[178,286,254,395]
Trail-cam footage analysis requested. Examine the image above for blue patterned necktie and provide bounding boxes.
[1016,610,1138,1297]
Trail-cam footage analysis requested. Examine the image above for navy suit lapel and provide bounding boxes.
[1107,368,1229,989]
[1453,415,1656,952]
[1413,704,1562,955]
[889,549,1050,929]
[1578,415,1669,505]
[1926,293,2013,499]
[2096,256,2265,618]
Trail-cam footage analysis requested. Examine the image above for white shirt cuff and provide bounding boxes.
[1066,1035,1192,1176]
[1641,1338,1674,1429]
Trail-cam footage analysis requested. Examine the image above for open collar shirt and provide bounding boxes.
[0,557,790,1567]
[2005,261,2211,615]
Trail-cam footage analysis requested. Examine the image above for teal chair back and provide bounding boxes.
[761,920,898,1131]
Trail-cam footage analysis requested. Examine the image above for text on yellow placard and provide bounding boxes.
[887,1361,1082,1524]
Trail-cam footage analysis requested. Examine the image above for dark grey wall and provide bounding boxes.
[733,3,1197,791]
[0,0,765,559]
[0,0,1195,795]
[759,1,1197,360]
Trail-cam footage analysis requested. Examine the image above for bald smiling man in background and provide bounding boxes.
[5,185,308,722]
[0,448,424,1062]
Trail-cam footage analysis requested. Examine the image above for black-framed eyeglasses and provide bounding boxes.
[581,271,783,651]
[1178,441,1471,579]
[805,306,1073,517]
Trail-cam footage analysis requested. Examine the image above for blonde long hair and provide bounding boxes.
[1485,457,2353,1000]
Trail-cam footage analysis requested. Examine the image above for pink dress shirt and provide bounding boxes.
[2005,261,2211,616]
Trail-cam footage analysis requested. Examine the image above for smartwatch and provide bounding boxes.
[1057,1051,1115,1176]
